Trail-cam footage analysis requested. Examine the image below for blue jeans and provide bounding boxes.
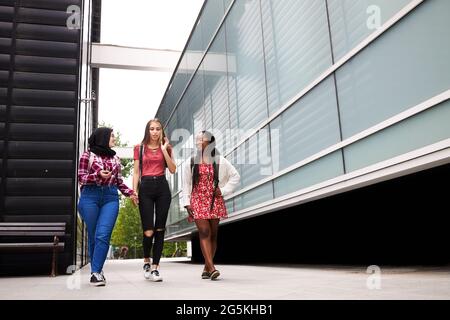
[78,185,119,273]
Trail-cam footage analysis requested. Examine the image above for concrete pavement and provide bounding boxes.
[0,259,449,300]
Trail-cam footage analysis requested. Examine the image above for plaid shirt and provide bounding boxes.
[78,150,134,197]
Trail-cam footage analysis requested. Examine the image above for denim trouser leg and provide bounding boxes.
[78,186,119,274]
[78,189,100,267]
[92,199,119,272]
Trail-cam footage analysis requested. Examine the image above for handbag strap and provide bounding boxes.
[210,159,220,212]
[139,144,144,185]
[88,151,95,173]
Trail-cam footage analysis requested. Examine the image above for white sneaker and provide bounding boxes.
[100,270,106,282]
[90,272,106,286]
[143,263,151,280]
[150,269,163,282]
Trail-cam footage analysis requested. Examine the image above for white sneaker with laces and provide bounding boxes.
[150,269,163,282]
[143,263,151,280]
[100,270,106,282]
[90,272,106,286]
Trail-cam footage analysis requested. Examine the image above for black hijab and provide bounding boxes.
[88,127,116,157]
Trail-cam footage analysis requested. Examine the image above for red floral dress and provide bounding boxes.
[190,164,227,221]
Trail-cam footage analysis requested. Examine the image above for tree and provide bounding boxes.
[163,241,188,257]
[98,122,133,178]
[111,197,143,259]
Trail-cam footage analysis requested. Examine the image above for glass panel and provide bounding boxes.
[270,76,341,171]
[261,0,333,115]
[274,151,344,197]
[176,92,194,161]
[192,68,205,136]
[225,199,234,215]
[167,169,175,194]
[336,0,450,139]
[236,125,273,188]
[156,96,169,125]
[166,109,178,146]
[344,100,450,172]
[201,0,225,51]
[223,0,233,11]
[203,77,213,132]
[167,193,181,224]
[185,21,203,81]
[176,162,183,193]
[226,0,268,131]
[165,56,189,117]
[327,0,413,61]
[177,67,205,137]
[203,27,230,151]
[234,182,273,212]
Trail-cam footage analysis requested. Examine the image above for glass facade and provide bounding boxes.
[157,0,450,238]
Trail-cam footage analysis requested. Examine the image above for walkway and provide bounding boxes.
[0,259,449,299]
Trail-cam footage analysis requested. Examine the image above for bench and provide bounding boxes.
[0,222,67,277]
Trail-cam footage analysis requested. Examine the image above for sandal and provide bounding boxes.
[210,269,220,280]
[201,270,211,279]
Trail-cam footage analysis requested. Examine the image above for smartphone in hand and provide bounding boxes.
[99,170,112,179]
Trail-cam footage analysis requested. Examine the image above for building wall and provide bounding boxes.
[156,0,450,239]
[0,0,96,274]
[75,0,101,271]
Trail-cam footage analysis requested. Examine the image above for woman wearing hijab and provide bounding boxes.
[78,127,138,286]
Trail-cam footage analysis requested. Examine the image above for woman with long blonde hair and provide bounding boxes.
[132,118,176,281]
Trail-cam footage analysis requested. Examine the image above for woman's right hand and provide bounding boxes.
[185,205,194,219]
[99,170,112,179]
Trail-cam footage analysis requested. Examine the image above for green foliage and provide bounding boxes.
[111,193,188,260]
[98,121,133,178]
[111,197,143,259]
[119,156,133,178]
[163,241,188,258]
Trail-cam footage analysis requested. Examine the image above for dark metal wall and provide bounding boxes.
[0,0,97,274]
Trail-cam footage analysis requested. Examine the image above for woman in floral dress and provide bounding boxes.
[182,131,240,280]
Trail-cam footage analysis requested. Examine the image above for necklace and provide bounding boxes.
[147,145,159,154]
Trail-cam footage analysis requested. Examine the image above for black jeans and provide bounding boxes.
[138,176,171,264]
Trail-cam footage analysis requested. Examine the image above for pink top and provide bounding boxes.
[134,144,171,177]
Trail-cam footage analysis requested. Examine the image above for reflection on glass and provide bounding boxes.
[262,0,332,115]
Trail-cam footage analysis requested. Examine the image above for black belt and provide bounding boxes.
[141,175,166,180]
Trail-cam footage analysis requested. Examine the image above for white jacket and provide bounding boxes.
[181,155,240,208]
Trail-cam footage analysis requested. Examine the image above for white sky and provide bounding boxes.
[98,0,204,145]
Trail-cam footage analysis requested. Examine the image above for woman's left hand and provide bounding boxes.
[161,137,169,151]
[130,193,139,206]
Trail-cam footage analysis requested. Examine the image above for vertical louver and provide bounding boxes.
[0,0,96,274]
